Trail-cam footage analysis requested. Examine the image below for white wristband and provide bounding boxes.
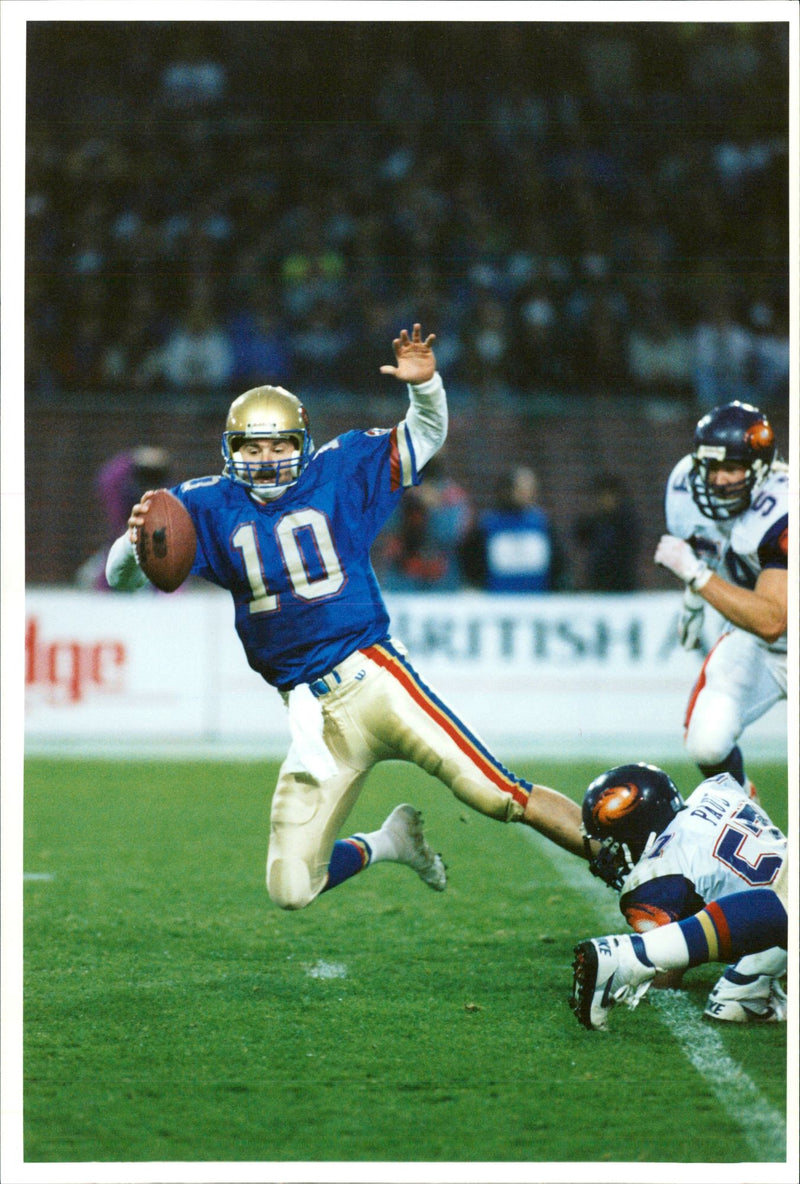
[688,562,712,593]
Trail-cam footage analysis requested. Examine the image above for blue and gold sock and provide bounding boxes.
[322,837,371,892]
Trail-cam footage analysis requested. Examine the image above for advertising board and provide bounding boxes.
[23,589,787,759]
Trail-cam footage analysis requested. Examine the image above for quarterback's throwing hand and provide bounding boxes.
[655,534,712,592]
[127,489,155,545]
[380,323,436,385]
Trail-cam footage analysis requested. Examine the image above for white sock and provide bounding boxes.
[638,925,692,972]
[351,825,394,864]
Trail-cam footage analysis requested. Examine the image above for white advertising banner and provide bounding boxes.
[23,588,787,759]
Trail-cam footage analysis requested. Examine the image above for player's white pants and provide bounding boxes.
[266,639,527,910]
[684,628,786,767]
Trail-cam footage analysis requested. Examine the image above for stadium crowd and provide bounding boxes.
[25,21,789,410]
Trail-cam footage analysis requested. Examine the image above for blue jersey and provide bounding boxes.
[172,425,419,689]
[481,507,552,593]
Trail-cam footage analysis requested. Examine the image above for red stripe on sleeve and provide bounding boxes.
[389,427,402,492]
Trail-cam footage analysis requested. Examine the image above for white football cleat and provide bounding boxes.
[570,934,656,1030]
[704,971,787,1023]
[381,804,447,892]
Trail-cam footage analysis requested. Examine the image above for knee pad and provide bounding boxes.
[267,857,317,911]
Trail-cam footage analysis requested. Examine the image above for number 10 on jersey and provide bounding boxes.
[232,510,345,614]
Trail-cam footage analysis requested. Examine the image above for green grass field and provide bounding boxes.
[22,756,789,1167]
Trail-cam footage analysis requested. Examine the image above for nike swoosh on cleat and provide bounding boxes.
[600,978,615,1009]
[740,1004,776,1022]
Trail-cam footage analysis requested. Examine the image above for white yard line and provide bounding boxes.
[649,989,785,1160]
[521,827,787,1161]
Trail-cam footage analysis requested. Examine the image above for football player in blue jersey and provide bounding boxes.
[107,325,587,911]
[655,401,788,796]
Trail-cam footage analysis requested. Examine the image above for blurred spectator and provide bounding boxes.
[572,473,641,592]
[751,304,790,404]
[280,211,347,319]
[290,300,354,389]
[377,492,449,592]
[461,465,567,593]
[76,446,171,590]
[67,197,110,279]
[489,80,549,152]
[228,289,293,389]
[572,292,629,391]
[512,283,575,389]
[155,299,235,392]
[100,288,167,393]
[54,309,107,390]
[375,58,434,128]
[419,457,474,570]
[25,273,61,395]
[376,458,473,591]
[626,294,693,397]
[159,28,227,108]
[459,294,515,400]
[23,22,788,405]
[691,283,755,410]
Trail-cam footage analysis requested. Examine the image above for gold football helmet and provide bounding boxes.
[221,385,313,495]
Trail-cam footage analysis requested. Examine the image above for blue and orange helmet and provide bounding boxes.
[581,763,685,889]
[690,401,776,521]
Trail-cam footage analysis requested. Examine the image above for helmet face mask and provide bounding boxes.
[221,385,313,497]
[581,763,685,890]
[585,836,639,892]
[689,401,776,521]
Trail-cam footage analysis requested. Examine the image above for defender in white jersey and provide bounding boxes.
[579,763,786,1022]
[655,402,788,792]
[107,325,588,915]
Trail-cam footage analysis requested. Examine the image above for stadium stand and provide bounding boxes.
[24,21,790,587]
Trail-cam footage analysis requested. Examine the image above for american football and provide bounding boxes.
[135,488,196,592]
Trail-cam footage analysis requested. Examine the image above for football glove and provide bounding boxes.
[677,588,705,651]
[655,534,712,592]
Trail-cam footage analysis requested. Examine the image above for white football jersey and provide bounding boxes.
[664,455,788,652]
[619,774,786,928]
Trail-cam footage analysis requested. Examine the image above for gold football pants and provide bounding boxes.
[267,639,529,909]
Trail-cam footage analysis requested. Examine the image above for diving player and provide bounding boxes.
[572,763,786,1029]
[570,870,788,1032]
[106,325,587,911]
[655,401,788,794]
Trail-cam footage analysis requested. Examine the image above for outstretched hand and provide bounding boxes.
[380,323,437,384]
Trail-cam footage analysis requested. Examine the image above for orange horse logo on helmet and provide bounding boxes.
[592,783,641,827]
[744,420,774,452]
